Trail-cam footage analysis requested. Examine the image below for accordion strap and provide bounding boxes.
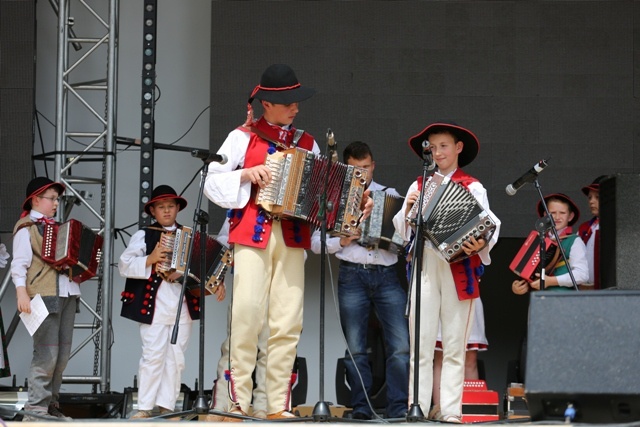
[292,129,304,147]
[14,221,36,236]
[249,125,306,151]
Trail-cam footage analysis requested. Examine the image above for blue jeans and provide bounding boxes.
[338,262,410,418]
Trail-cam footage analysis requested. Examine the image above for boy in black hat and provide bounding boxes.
[512,193,589,295]
[118,185,215,419]
[578,176,606,289]
[203,64,320,420]
[11,177,78,420]
[393,122,500,423]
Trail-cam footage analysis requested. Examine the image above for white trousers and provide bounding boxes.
[409,248,475,417]
[137,322,191,411]
[228,221,305,414]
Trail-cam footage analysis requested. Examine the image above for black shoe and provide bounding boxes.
[48,404,73,420]
[352,412,372,420]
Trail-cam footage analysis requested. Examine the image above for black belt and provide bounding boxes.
[340,260,395,271]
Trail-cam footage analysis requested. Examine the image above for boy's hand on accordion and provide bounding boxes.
[512,279,530,295]
[405,190,420,217]
[213,284,226,302]
[359,189,373,221]
[462,236,485,255]
[241,165,272,189]
[147,242,170,268]
[339,232,360,248]
[16,287,32,313]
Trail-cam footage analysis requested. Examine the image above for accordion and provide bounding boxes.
[358,190,406,254]
[41,219,104,283]
[256,147,367,237]
[407,173,497,263]
[509,230,560,282]
[156,226,233,296]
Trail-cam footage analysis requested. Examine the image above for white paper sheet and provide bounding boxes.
[19,294,49,336]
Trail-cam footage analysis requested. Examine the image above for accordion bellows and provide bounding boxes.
[408,173,497,263]
[256,147,368,237]
[358,190,406,254]
[509,230,560,282]
[41,219,103,283]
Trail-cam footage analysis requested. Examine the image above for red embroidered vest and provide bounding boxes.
[227,117,315,249]
[417,169,484,301]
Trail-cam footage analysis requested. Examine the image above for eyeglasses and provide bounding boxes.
[37,196,60,203]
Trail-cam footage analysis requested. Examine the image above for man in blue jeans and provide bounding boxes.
[311,141,409,419]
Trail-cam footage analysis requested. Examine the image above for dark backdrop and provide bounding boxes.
[209,0,640,237]
[0,0,35,233]
[208,0,639,397]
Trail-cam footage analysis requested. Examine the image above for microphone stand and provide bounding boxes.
[534,215,552,290]
[532,179,579,291]
[312,129,336,421]
[404,153,435,423]
[169,160,211,419]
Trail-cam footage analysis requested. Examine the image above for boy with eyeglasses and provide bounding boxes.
[11,177,78,421]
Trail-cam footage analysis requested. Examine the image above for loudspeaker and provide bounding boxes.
[600,174,640,289]
[525,291,640,423]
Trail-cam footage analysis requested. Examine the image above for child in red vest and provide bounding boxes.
[203,64,319,420]
[578,176,606,289]
[393,122,500,423]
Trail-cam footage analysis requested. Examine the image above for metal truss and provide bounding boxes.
[49,0,118,393]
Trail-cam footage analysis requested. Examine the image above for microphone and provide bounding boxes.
[191,149,228,165]
[422,140,436,170]
[327,129,338,163]
[505,159,549,196]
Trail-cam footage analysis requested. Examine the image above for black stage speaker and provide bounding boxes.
[525,291,640,423]
[600,174,640,289]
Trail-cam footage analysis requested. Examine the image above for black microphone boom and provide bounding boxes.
[191,149,228,164]
[506,159,548,196]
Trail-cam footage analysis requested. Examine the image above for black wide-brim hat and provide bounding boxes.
[537,193,580,226]
[22,177,66,211]
[408,121,479,168]
[248,64,316,105]
[144,185,188,215]
[581,175,608,196]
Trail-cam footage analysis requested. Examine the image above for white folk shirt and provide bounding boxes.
[585,221,599,285]
[310,181,401,266]
[11,210,80,296]
[118,224,191,325]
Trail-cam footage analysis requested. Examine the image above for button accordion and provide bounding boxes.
[256,147,368,237]
[407,173,497,263]
[156,226,233,296]
[358,190,406,254]
[41,219,104,283]
[509,230,560,282]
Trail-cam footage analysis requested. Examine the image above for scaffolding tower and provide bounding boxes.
[47,0,118,393]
